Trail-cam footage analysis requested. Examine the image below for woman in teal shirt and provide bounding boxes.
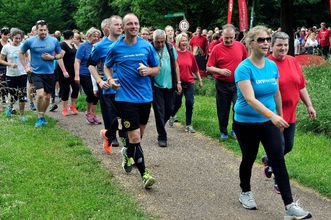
[233,25,312,220]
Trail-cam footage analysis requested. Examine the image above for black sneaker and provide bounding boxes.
[158,140,167,148]
[262,155,273,178]
[49,104,58,112]
[30,102,36,111]
[111,138,119,147]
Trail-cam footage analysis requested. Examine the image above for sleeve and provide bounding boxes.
[234,62,250,83]
[88,46,100,66]
[147,46,159,67]
[104,45,114,68]
[206,47,217,67]
[75,43,85,60]
[295,59,306,89]
[21,39,30,53]
[55,40,62,53]
[191,53,199,73]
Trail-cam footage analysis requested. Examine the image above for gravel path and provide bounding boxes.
[49,108,330,220]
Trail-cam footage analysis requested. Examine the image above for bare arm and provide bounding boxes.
[57,51,69,78]
[237,80,289,129]
[0,54,17,68]
[206,66,231,77]
[88,65,110,89]
[274,82,283,117]
[19,51,31,73]
[175,60,182,93]
[194,71,203,88]
[74,58,81,83]
[300,87,316,119]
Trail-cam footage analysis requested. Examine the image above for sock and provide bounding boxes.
[128,142,145,176]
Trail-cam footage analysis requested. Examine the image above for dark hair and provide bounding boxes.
[35,20,48,29]
[62,30,74,40]
[1,27,10,35]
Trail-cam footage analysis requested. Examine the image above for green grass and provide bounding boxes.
[176,95,331,198]
[0,113,150,219]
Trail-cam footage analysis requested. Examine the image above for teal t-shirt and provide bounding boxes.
[154,45,178,89]
[234,58,279,123]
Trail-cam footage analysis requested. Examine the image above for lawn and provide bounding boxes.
[0,113,150,219]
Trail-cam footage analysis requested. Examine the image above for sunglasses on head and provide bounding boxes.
[256,37,271,43]
[36,20,47,26]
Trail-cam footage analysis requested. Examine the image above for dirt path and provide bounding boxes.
[49,109,330,220]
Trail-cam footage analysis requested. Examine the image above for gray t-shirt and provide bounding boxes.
[1,44,26,76]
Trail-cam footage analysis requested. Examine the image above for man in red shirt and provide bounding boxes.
[207,24,247,139]
[317,22,331,58]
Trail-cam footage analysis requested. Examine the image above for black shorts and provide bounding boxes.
[32,73,55,94]
[117,101,151,131]
[6,75,28,102]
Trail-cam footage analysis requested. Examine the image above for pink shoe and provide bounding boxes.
[93,115,102,125]
[70,105,78,115]
[86,113,94,124]
[62,108,69,116]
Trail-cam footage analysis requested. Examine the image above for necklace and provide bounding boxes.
[157,47,164,67]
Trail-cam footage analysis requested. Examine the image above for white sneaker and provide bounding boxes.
[185,125,196,133]
[239,191,257,210]
[284,201,312,220]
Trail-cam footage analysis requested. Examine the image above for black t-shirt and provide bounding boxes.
[0,42,8,74]
[57,41,76,77]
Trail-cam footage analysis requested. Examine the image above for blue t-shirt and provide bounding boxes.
[104,36,159,103]
[21,36,62,74]
[76,41,93,76]
[234,58,279,123]
[90,37,115,95]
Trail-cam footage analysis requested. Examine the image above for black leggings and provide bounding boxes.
[59,75,80,101]
[80,75,98,105]
[233,120,293,206]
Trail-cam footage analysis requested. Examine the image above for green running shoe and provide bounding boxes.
[142,170,156,189]
[121,147,134,173]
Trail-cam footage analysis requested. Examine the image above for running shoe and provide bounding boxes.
[62,108,69,116]
[30,102,36,111]
[185,125,196,133]
[142,170,156,189]
[19,115,27,122]
[285,201,312,220]
[11,108,17,114]
[5,106,12,118]
[41,117,48,125]
[111,138,119,147]
[262,155,273,178]
[230,130,237,139]
[70,104,78,115]
[168,116,175,127]
[49,103,58,112]
[86,113,94,124]
[239,191,257,210]
[100,129,112,154]
[274,184,281,194]
[121,147,134,173]
[93,115,102,125]
[219,133,228,139]
[35,117,43,128]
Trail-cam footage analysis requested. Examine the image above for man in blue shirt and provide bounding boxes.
[20,20,64,127]
[104,13,160,189]
[88,15,124,153]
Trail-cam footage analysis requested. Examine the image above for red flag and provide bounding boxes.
[227,0,234,24]
[330,0,331,14]
[238,0,248,32]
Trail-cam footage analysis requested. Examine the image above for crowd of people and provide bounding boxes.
[0,14,322,219]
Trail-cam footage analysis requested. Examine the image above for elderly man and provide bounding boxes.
[207,24,247,139]
[152,29,181,147]
[20,20,64,127]
[104,13,160,189]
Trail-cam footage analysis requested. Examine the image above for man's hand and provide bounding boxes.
[220,68,231,77]
[99,80,110,89]
[41,53,55,61]
[108,78,121,90]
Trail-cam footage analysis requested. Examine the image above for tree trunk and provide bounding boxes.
[280,0,294,56]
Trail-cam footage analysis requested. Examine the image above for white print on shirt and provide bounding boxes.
[255,78,277,85]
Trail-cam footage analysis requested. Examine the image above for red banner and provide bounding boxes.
[227,0,234,24]
[238,0,248,32]
[330,0,331,14]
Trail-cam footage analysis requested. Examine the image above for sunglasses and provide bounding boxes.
[256,37,271,43]
[36,20,47,26]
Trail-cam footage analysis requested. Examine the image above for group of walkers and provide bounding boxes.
[0,13,319,219]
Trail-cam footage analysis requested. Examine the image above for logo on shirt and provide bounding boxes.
[255,78,276,85]
[123,120,131,129]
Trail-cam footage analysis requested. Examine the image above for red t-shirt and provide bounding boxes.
[268,55,306,123]
[189,35,208,54]
[207,41,247,83]
[317,29,331,46]
[177,50,199,83]
[207,39,220,56]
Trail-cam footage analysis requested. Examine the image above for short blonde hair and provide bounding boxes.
[245,25,269,48]
[85,27,101,39]
[175,32,188,48]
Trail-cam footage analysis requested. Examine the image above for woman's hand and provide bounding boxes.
[270,114,289,129]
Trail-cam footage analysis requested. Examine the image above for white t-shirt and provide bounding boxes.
[306,38,318,47]
[1,44,26,76]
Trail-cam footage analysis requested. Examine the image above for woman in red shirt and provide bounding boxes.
[264,31,316,193]
[170,33,203,133]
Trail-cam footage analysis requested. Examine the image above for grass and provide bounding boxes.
[176,95,331,198]
[0,113,150,219]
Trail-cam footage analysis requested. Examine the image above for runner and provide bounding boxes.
[104,13,160,189]
[20,20,64,128]
[0,28,28,121]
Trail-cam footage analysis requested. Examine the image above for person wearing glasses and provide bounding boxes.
[19,20,64,128]
[233,26,312,220]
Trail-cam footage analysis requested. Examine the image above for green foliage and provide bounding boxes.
[0,114,149,218]
[297,64,331,136]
